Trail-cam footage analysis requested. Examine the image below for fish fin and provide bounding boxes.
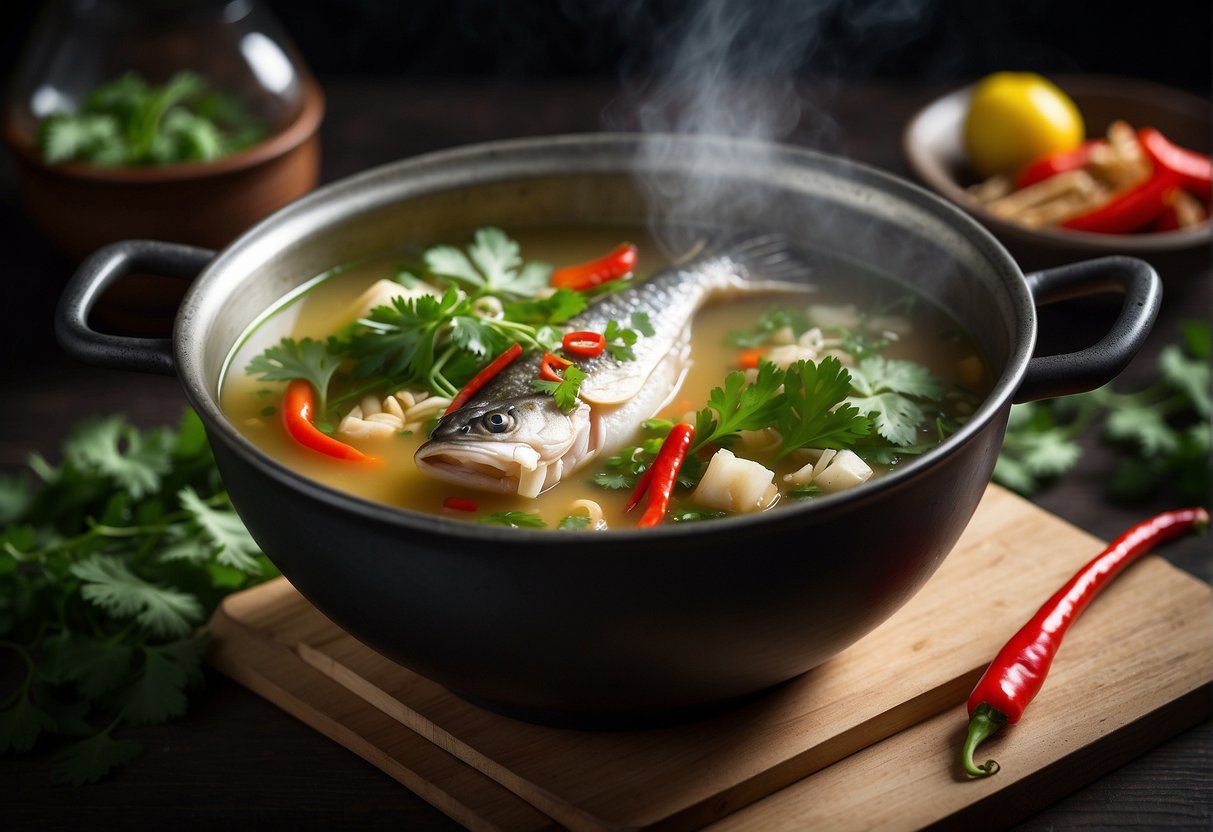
[578,336,691,406]
[679,231,815,290]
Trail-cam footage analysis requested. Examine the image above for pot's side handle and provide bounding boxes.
[1015,255,1161,403]
[55,240,215,375]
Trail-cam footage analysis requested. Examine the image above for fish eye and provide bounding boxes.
[483,409,515,434]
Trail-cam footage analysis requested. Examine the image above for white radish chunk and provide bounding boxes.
[812,450,873,494]
[692,449,779,513]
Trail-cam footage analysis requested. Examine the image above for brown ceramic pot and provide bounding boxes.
[3,74,324,261]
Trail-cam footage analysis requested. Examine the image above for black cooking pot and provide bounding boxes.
[56,135,1160,722]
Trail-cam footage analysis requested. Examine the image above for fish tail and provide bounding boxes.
[678,231,815,293]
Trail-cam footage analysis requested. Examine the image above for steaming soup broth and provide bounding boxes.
[220,227,991,529]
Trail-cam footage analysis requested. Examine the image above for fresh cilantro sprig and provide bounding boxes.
[845,356,945,446]
[776,357,872,458]
[603,313,655,361]
[0,411,274,785]
[422,227,552,299]
[37,71,264,166]
[245,337,342,414]
[532,365,587,414]
[315,231,565,401]
[996,320,1210,501]
[691,361,788,453]
[691,358,872,458]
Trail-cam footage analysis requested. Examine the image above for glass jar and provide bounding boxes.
[6,0,309,139]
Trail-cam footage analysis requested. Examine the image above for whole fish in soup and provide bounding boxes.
[415,236,812,497]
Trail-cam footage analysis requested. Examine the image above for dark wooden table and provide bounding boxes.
[2,78,1209,830]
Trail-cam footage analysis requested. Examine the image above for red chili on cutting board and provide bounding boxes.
[961,506,1209,778]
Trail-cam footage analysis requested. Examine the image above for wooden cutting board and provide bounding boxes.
[207,486,1212,831]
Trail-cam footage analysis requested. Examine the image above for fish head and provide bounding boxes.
[415,395,593,498]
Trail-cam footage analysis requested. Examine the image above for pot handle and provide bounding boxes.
[1015,255,1161,403]
[55,240,215,375]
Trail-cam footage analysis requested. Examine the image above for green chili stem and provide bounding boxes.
[961,702,1008,778]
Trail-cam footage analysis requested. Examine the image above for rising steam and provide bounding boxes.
[594,0,933,254]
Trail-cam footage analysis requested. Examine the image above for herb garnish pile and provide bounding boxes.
[996,319,1210,502]
[0,411,272,784]
[37,71,266,167]
[247,228,599,420]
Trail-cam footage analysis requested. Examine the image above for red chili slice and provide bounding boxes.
[1138,127,1212,200]
[442,496,478,512]
[562,330,606,358]
[538,351,572,382]
[1014,139,1105,189]
[1059,170,1180,234]
[550,242,638,291]
[445,342,523,415]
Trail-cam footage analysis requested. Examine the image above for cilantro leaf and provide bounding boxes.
[477,511,546,528]
[119,645,195,726]
[993,402,1084,495]
[692,361,787,453]
[776,358,872,457]
[70,554,204,638]
[38,113,123,165]
[728,307,811,347]
[846,356,944,446]
[425,228,552,298]
[0,474,32,525]
[1159,343,1210,418]
[1,408,270,784]
[630,311,656,337]
[63,417,173,500]
[245,337,342,413]
[0,690,57,753]
[592,471,634,490]
[58,638,136,699]
[1182,319,1210,360]
[37,71,263,167]
[177,487,262,574]
[1105,406,1179,456]
[503,289,587,325]
[602,314,653,361]
[558,514,591,530]
[50,731,143,786]
[532,364,587,413]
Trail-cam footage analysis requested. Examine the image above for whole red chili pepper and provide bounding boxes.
[445,342,523,415]
[550,242,638,291]
[282,379,375,463]
[962,506,1209,778]
[1138,126,1212,200]
[627,423,695,527]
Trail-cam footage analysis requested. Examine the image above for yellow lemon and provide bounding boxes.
[963,72,1085,178]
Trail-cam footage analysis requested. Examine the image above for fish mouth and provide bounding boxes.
[415,441,554,497]
[415,400,595,498]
